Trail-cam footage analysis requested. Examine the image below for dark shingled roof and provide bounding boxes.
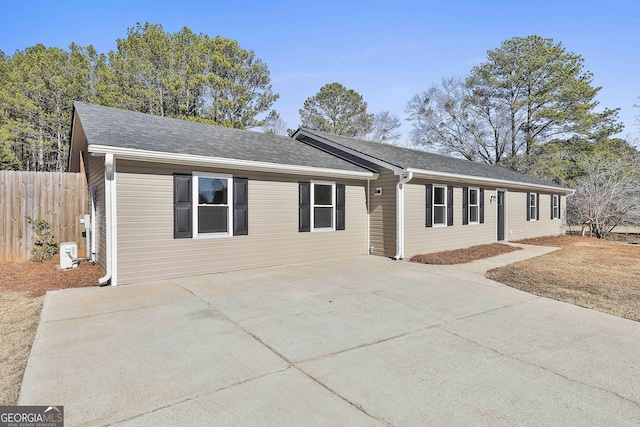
[73,102,370,173]
[298,128,568,190]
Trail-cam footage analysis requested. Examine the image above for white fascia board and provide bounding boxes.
[405,167,574,195]
[88,145,377,180]
[293,129,404,175]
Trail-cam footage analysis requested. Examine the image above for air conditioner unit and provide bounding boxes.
[59,242,78,270]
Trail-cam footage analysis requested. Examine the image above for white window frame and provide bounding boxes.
[193,172,233,238]
[433,184,447,227]
[468,187,480,225]
[311,180,335,232]
[552,195,559,219]
[529,192,538,221]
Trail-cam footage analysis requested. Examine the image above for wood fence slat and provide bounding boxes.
[0,171,88,262]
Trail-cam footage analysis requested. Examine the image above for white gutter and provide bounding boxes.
[98,153,114,286]
[405,167,573,195]
[394,171,413,260]
[88,145,377,180]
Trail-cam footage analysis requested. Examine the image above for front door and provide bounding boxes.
[497,190,505,241]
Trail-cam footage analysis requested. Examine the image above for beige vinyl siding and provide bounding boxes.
[369,169,397,257]
[86,150,106,271]
[404,180,497,257]
[115,161,369,285]
[506,192,565,241]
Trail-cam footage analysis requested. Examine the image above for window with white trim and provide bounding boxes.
[311,181,335,231]
[552,195,559,219]
[529,192,537,221]
[469,187,480,224]
[193,172,233,237]
[433,185,447,226]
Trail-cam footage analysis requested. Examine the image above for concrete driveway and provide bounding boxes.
[19,252,640,426]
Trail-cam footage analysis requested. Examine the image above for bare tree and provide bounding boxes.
[406,77,512,164]
[567,153,640,238]
[261,110,288,136]
[368,111,401,144]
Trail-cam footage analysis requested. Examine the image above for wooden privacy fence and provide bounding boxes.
[0,171,88,262]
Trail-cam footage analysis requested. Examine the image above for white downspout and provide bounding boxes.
[394,171,413,260]
[98,153,114,285]
[90,185,97,262]
[367,179,371,254]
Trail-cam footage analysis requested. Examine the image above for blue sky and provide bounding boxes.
[1,0,638,144]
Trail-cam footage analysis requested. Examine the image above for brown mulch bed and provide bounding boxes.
[410,243,522,265]
[0,258,104,405]
[0,258,104,297]
[487,234,640,322]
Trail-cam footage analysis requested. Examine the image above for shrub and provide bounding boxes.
[25,216,59,262]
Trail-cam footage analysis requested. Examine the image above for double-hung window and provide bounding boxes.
[311,181,335,231]
[194,172,233,237]
[528,192,538,221]
[552,195,560,219]
[469,187,480,224]
[433,185,447,226]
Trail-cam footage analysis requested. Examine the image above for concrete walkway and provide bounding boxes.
[19,245,640,426]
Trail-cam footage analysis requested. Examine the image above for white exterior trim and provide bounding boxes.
[90,185,97,261]
[468,187,480,225]
[432,184,448,227]
[192,172,234,239]
[88,145,377,180]
[98,153,117,286]
[111,160,118,286]
[406,167,573,195]
[293,130,404,175]
[529,192,538,222]
[310,180,336,232]
[394,172,413,260]
[367,179,371,254]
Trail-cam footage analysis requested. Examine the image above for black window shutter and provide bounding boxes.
[233,177,248,236]
[536,193,540,221]
[425,184,433,228]
[173,174,192,239]
[526,192,531,221]
[299,182,310,232]
[462,187,469,225]
[479,188,485,224]
[336,184,346,230]
[558,195,561,219]
[447,186,454,226]
[550,194,554,220]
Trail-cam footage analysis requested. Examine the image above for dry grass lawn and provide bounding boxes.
[410,243,522,265]
[486,235,640,322]
[0,292,44,406]
[0,259,103,405]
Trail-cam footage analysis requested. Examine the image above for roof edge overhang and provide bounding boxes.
[87,145,378,180]
[406,167,574,195]
[293,129,405,175]
[68,107,81,172]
